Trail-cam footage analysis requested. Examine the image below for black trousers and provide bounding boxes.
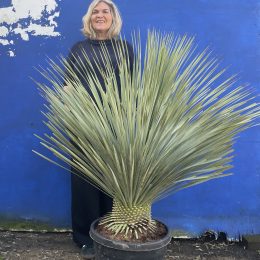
[71,173,113,247]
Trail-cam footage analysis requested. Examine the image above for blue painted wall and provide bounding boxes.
[0,0,259,238]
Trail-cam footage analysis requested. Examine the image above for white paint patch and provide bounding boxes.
[48,12,60,27]
[0,39,10,45]
[26,23,60,37]
[13,27,29,41]
[0,0,61,56]
[0,26,9,37]
[8,50,16,57]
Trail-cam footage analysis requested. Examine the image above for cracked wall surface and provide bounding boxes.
[0,0,61,57]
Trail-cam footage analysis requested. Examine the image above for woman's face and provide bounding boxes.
[91,2,113,39]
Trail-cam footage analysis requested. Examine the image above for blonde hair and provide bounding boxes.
[82,0,122,39]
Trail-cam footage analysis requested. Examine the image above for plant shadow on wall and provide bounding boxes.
[33,30,260,259]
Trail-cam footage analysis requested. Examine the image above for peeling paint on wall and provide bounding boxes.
[0,0,61,57]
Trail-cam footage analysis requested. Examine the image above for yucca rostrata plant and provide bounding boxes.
[34,31,260,240]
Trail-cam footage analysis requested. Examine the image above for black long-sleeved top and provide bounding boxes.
[66,38,134,99]
[66,39,135,246]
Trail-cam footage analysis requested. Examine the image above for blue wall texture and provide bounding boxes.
[0,0,259,238]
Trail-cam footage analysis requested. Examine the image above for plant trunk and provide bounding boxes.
[99,199,155,239]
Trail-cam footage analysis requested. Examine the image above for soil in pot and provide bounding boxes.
[96,220,167,242]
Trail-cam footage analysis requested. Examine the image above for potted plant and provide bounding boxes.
[34,31,260,260]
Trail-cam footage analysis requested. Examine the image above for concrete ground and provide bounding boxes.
[0,231,260,260]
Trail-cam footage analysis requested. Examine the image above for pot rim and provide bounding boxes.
[89,218,172,252]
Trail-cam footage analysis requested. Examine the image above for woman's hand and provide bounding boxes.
[63,85,74,93]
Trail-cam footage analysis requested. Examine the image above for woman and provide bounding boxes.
[65,0,134,257]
